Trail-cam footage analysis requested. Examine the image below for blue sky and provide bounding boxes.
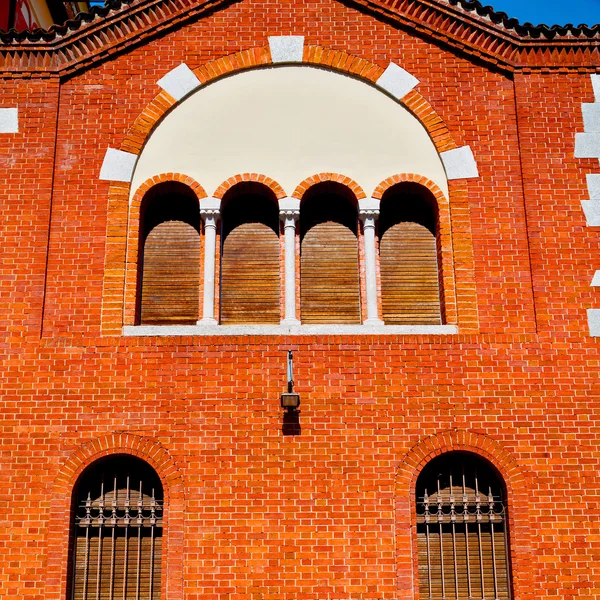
[486,0,600,26]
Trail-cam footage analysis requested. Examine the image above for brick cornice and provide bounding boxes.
[0,0,599,76]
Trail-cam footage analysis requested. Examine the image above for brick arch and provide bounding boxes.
[130,172,208,206]
[212,173,287,201]
[119,46,457,158]
[395,430,533,600]
[44,434,185,600]
[372,173,447,204]
[292,173,367,201]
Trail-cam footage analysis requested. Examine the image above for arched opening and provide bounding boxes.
[219,182,280,324]
[379,182,442,325]
[300,182,361,324]
[69,455,164,600]
[416,452,511,600]
[137,182,200,325]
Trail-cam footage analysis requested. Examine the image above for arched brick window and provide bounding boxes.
[69,455,163,600]
[379,182,441,325]
[137,182,200,325]
[300,182,361,324]
[416,452,511,600]
[219,182,280,324]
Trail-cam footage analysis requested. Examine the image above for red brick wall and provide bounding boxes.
[0,1,599,599]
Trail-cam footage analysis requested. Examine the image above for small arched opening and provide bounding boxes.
[219,182,280,324]
[379,182,442,325]
[137,181,200,325]
[300,182,361,324]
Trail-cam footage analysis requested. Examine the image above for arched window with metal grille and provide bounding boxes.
[416,452,512,600]
[69,456,163,600]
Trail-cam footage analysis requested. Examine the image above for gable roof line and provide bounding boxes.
[0,0,598,76]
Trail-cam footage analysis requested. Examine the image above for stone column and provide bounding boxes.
[199,198,221,325]
[279,197,301,325]
[359,198,383,326]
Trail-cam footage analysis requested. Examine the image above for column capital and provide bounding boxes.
[200,197,221,221]
[279,197,301,221]
[358,197,380,221]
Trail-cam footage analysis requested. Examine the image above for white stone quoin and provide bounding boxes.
[199,198,221,324]
[359,198,383,325]
[279,197,301,324]
[0,108,18,133]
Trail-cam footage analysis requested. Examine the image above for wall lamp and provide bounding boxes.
[281,350,300,411]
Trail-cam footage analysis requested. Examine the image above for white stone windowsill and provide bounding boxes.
[123,324,459,337]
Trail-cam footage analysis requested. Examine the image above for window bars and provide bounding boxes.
[416,454,511,600]
[72,462,163,600]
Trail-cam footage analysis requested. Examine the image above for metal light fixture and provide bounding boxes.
[280,350,300,410]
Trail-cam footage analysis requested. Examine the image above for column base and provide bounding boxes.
[197,318,218,326]
[363,318,384,326]
[281,318,301,327]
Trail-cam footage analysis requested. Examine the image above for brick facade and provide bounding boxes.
[0,0,599,598]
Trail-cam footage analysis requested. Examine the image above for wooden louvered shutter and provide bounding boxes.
[417,518,510,599]
[220,222,280,324]
[73,529,162,600]
[380,221,441,325]
[140,220,199,325]
[300,221,361,324]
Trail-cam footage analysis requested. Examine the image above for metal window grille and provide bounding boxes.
[416,453,511,600]
[71,458,163,600]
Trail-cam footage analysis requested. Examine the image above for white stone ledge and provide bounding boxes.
[123,324,459,337]
[588,309,600,337]
[157,63,201,101]
[0,108,18,133]
[268,36,304,63]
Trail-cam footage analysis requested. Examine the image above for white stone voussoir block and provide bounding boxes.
[99,148,137,182]
[575,132,600,158]
[588,309,600,337]
[268,36,304,63]
[592,271,600,287]
[0,108,18,133]
[376,63,419,100]
[440,146,479,180]
[581,200,600,226]
[157,63,201,101]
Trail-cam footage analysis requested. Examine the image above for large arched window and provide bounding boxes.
[70,456,163,600]
[300,182,361,324]
[379,183,442,325]
[137,182,200,325]
[416,452,511,600]
[219,182,280,324]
